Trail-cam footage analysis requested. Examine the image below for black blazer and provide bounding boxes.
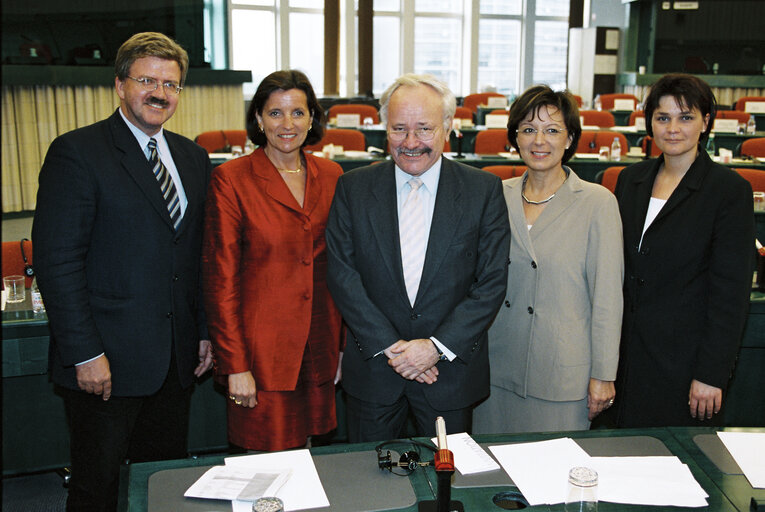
[33,110,212,397]
[326,158,511,410]
[613,150,754,426]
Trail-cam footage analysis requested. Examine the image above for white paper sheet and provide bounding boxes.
[430,432,500,475]
[590,456,708,507]
[489,437,591,505]
[184,466,290,501]
[225,449,329,511]
[717,431,765,488]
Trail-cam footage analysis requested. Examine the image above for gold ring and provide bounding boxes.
[229,395,236,401]
[608,398,615,405]
[235,399,243,405]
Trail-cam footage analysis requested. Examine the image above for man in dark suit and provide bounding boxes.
[326,74,511,442]
[32,32,213,511]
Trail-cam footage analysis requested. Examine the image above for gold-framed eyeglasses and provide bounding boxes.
[126,76,183,95]
[388,126,439,142]
[516,127,567,139]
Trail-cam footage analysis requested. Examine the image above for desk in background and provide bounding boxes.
[122,427,759,512]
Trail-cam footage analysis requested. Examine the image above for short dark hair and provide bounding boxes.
[643,73,716,143]
[507,85,581,163]
[246,70,324,147]
[115,32,189,84]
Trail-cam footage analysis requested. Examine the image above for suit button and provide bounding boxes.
[173,274,179,282]
[527,306,534,314]
[410,313,420,320]
[504,300,511,308]
[166,312,173,318]
[640,247,650,255]
[303,293,310,300]
[302,258,311,265]
[638,278,645,286]
[531,261,537,269]
[303,224,310,231]
[174,237,181,245]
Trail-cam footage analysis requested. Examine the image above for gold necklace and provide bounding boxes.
[278,167,302,174]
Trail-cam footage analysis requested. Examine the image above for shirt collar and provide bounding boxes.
[118,108,165,152]
[395,157,442,195]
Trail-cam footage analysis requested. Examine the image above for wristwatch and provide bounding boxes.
[431,340,448,362]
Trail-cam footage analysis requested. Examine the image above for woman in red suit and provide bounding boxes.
[203,70,344,451]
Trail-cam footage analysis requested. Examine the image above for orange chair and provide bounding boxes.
[580,110,616,128]
[454,106,473,122]
[716,111,752,123]
[443,139,451,152]
[572,95,583,107]
[328,104,379,124]
[628,111,646,126]
[304,128,366,153]
[597,93,639,111]
[598,166,626,193]
[463,92,506,113]
[482,165,527,180]
[733,96,765,112]
[195,130,249,153]
[474,129,511,154]
[2,240,34,288]
[640,135,664,157]
[734,168,765,192]
[740,138,765,158]
[577,131,629,154]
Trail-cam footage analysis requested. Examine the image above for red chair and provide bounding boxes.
[577,131,629,154]
[734,96,765,112]
[598,166,626,193]
[328,104,379,124]
[740,138,765,158]
[482,165,527,180]
[597,93,639,111]
[463,92,506,113]
[474,129,511,154]
[580,110,616,128]
[628,111,646,126]
[734,168,765,192]
[572,95,583,107]
[2,240,34,288]
[443,139,451,152]
[195,130,249,153]
[304,128,366,152]
[454,106,473,121]
[716,111,751,123]
[640,135,663,157]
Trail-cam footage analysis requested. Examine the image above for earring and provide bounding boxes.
[258,125,263,131]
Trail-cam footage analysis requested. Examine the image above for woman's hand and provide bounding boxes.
[689,379,722,420]
[228,371,257,408]
[587,378,616,420]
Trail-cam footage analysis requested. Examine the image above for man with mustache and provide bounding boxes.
[326,74,511,441]
[33,32,212,511]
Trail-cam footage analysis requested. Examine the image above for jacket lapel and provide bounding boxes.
[527,168,580,240]
[650,150,707,227]
[108,111,176,231]
[250,149,306,214]
[370,162,410,304]
[504,176,536,262]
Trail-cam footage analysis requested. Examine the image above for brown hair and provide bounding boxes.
[115,32,189,84]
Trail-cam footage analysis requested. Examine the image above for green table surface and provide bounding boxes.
[122,427,745,512]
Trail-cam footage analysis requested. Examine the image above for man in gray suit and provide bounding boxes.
[326,74,511,442]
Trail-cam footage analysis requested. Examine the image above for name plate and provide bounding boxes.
[744,102,765,114]
[336,113,360,128]
[634,117,646,131]
[712,119,739,133]
[486,96,508,108]
[613,98,635,111]
[485,114,509,128]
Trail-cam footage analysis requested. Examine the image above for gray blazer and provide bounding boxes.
[488,170,623,402]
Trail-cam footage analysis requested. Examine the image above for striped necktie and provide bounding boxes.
[400,177,426,306]
[148,138,181,230]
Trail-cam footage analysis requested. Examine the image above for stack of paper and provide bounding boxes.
[489,437,708,508]
[717,431,765,489]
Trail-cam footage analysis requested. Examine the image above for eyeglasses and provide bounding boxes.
[126,76,183,95]
[388,126,439,142]
[516,127,567,139]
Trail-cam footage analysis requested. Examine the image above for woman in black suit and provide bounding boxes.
[614,73,754,427]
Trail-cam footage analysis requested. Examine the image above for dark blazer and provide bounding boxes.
[326,158,511,410]
[33,110,211,397]
[613,150,754,427]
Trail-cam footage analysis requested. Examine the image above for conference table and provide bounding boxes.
[120,427,765,511]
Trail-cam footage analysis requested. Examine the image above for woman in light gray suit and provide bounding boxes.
[474,86,624,433]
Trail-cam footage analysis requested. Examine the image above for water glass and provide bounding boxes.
[3,275,26,303]
[753,192,765,212]
[598,146,610,161]
[565,466,598,512]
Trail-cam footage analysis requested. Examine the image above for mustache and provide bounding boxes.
[396,147,432,155]
[145,96,170,107]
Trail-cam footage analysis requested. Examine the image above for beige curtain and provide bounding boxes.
[1,83,244,213]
